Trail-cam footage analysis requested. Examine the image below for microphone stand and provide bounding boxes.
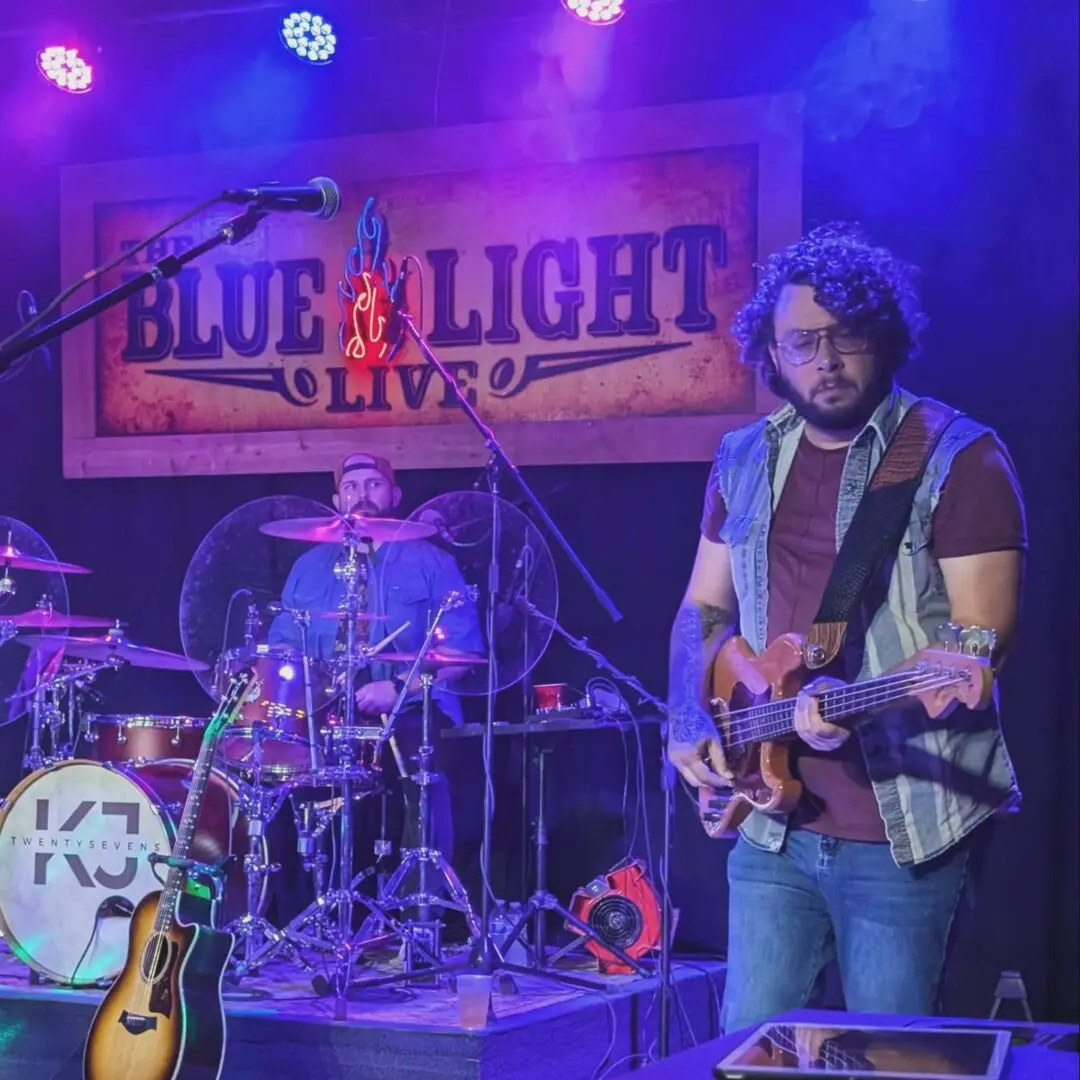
[515,598,677,1058]
[398,313,621,993]
[0,207,269,374]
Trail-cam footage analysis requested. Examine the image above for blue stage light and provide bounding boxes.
[562,0,626,26]
[280,11,337,65]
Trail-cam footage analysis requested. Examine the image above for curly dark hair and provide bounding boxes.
[731,223,928,395]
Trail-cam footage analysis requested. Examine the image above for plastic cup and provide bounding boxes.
[456,973,492,1029]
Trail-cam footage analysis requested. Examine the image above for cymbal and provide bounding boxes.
[376,649,489,668]
[277,606,384,622]
[0,543,90,575]
[14,630,209,672]
[4,610,117,630]
[259,513,436,545]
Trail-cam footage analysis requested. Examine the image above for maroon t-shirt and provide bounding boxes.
[701,431,1027,841]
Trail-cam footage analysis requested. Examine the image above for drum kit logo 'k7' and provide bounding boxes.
[0,492,560,1011]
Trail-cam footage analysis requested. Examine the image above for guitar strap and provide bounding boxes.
[804,398,959,669]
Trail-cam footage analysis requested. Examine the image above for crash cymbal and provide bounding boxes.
[4,609,117,630]
[259,513,436,545]
[0,543,90,575]
[14,629,210,672]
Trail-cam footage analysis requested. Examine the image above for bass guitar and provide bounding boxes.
[697,630,995,838]
[83,667,259,1080]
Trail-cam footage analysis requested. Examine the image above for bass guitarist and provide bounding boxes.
[667,224,1027,1033]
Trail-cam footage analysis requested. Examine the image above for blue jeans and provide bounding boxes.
[721,829,976,1034]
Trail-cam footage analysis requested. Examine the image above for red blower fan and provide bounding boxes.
[566,860,666,975]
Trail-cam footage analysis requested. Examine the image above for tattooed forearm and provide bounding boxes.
[667,602,736,745]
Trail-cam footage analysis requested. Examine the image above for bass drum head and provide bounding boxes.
[0,760,172,986]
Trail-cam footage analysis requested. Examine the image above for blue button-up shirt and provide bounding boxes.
[267,538,484,724]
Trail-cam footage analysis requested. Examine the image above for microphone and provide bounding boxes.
[414,508,457,546]
[221,177,341,220]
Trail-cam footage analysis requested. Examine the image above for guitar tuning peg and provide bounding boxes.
[934,623,962,652]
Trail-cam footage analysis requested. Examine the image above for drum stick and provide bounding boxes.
[379,712,408,778]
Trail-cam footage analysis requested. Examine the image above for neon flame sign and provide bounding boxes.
[338,196,403,370]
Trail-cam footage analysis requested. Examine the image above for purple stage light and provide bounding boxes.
[562,0,626,26]
[37,46,93,94]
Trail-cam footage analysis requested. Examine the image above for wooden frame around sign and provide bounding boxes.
[60,93,801,479]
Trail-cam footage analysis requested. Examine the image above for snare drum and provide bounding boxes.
[216,643,331,778]
[83,714,207,763]
[0,758,264,986]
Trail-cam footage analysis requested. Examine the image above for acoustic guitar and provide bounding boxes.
[83,667,259,1080]
[697,630,995,838]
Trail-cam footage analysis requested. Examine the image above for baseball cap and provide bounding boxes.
[336,452,396,488]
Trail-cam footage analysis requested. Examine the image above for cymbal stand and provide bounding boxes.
[344,591,478,992]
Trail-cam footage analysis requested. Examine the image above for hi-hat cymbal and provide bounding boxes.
[14,630,209,672]
[4,610,117,630]
[0,543,90,575]
[259,513,436,545]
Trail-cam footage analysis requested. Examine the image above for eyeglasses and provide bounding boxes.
[774,325,871,366]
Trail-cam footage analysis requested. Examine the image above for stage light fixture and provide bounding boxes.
[36,45,93,94]
[562,0,626,26]
[280,11,337,64]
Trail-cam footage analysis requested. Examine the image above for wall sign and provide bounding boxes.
[60,94,802,478]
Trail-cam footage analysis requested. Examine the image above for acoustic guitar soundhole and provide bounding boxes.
[140,933,173,983]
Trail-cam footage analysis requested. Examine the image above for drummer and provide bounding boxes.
[268,451,483,860]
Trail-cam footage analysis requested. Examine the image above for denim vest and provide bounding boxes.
[711,385,1021,867]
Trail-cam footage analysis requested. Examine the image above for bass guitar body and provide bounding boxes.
[698,634,808,839]
[83,890,234,1080]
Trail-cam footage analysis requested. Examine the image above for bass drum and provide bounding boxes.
[0,758,264,986]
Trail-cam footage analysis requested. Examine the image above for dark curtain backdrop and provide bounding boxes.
[0,0,1075,1023]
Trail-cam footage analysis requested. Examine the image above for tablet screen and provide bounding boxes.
[715,1022,1010,1080]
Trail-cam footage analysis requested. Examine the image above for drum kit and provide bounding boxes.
[0,496,558,1018]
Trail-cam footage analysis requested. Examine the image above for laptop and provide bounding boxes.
[714,1021,1010,1080]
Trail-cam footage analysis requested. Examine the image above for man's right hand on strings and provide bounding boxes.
[668,713,734,789]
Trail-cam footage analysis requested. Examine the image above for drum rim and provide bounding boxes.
[131,757,270,918]
[0,759,175,986]
[85,714,209,729]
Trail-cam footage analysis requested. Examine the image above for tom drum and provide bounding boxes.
[83,713,208,763]
[215,643,331,779]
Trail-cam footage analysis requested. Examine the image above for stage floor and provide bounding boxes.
[0,942,726,1080]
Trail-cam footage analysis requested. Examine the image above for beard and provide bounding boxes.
[775,365,892,432]
[347,497,384,516]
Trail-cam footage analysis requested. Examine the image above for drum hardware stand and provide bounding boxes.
[11,657,116,771]
[350,678,479,989]
[331,591,478,996]
[231,536,401,1014]
[225,738,297,977]
[394,309,620,999]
